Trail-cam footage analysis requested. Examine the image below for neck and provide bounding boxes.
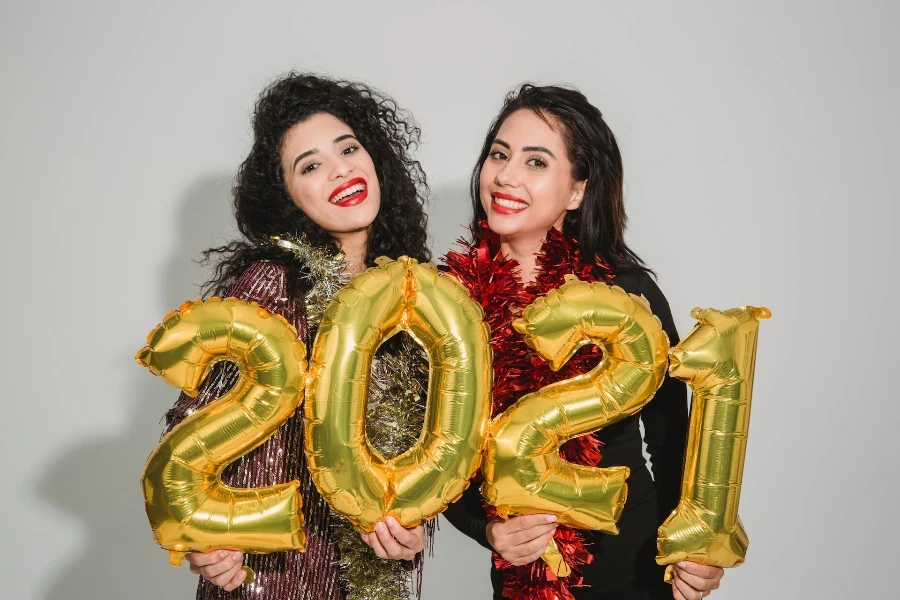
[499,234,545,284]
[335,230,368,276]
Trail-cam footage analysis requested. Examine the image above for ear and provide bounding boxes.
[567,180,587,210]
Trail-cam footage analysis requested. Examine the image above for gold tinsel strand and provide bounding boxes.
[273,235,430,600]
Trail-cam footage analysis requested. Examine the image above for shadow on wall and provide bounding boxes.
[37,175,235,600]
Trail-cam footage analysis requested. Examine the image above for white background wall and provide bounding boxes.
[2,1,897,598]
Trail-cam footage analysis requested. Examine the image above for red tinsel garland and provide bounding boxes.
[443,224,614,600]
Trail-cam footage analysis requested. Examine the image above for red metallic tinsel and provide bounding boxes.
[443,224,615,600]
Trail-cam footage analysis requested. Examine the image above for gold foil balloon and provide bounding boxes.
[483,276,670,532]
[656,306,771,579]
[137,297,308,566]
[305,257,492,531]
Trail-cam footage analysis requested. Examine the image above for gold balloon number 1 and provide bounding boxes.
[656,306,770,578]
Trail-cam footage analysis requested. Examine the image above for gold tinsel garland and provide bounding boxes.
[271,235,429,600]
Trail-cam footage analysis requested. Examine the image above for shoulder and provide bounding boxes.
[612,269,659,298]
[614,269,681,344]
[227,260,294,302]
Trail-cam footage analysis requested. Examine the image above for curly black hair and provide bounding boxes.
[202,72,431,296]
[470,84,650,276]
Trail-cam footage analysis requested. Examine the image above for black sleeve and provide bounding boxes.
[632,273,690,522]
[442,481,492,550]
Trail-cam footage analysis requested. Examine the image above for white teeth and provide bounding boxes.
[331,183,365,203]
[493,196,528,209]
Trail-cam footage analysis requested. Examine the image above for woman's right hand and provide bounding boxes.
[485,514,558,566]
[185,550,247,591]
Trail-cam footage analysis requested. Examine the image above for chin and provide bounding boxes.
[485,215,525,237]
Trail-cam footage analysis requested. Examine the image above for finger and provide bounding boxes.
[516,546,552,566]
[676,561,723,581]
[374,521,407,559]
[223,568,248,592]
[366,526,390,559]
[209,563,243,589]
[199,556,239,579]
[503,513,558,533]
[671,582,689,600]
[186,550,230,568]
[673,565,719,592]
[508,530,556,562]
[672,573,702,600]
[507,523,558,547]
[385,518,425,552]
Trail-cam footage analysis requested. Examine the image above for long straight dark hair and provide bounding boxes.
[471,84,650,275]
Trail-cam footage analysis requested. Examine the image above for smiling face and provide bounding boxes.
[479,108,585,243]
[280,112,381,240]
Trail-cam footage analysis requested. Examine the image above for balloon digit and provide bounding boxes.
[305,257,492,531]
[656,305,770,578]
[137,297,307,563]
[483,277,670,531]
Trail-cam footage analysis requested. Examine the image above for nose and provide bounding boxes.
[329,155,354,180]
[494,161,518,187]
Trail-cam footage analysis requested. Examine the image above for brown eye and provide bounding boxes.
[527,157,547,169]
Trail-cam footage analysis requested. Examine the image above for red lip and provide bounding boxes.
[329,177,368,206]
[490,191,528,215]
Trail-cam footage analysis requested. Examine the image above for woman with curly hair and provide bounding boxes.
[163,72,433,600]
[442,84,725,600]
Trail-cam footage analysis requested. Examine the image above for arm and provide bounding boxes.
[633,273,690,521]
[442,482,492,549]
[632,274,725,598]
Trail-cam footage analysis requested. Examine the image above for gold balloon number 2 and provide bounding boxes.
[137,297,308,567]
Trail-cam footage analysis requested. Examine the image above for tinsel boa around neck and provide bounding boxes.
[442,224,615,600]
[272,234,432,600]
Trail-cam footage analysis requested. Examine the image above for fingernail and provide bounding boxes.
[233,552,242,561]
[678,561,686,567]
[219,551,230,558]
[546,515,557,523]
[376,522,386,533]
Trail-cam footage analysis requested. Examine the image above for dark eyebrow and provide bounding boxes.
[292,148,318,171]
[292,134,359,171]
[522,146,556,159]
[491,139,556,160]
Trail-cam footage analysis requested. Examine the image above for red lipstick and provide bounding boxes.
[329,177,368,207]
[490,191,529,215]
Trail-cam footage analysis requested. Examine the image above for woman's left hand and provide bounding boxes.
[671,561,724,600]
[359,516,425,561]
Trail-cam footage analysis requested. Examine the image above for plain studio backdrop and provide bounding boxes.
[2,1,896,598]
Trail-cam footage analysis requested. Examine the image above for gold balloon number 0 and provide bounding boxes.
[137,298,308,567]
[305,257,492,531]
